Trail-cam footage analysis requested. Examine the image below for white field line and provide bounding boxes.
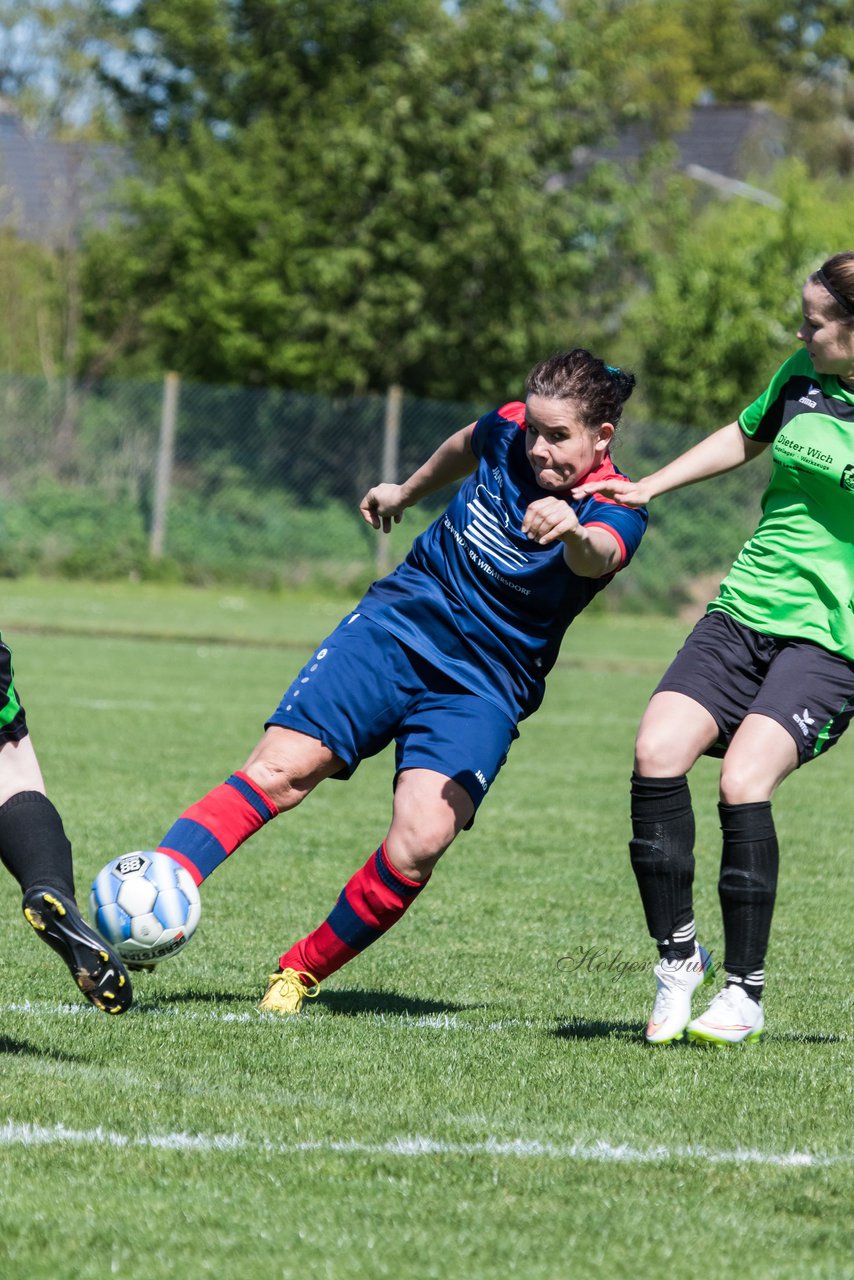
[0,999,257,1024]
[0,1000,535,1032]
[2,1001,851,1050]
[0,1119,851,1168]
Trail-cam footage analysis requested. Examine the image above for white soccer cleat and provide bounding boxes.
[645,943,714,1044]
[687,983,764,1046]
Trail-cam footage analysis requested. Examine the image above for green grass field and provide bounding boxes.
[1,579,853,1279]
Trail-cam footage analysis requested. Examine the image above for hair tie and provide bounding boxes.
[605,364,622,376]
[816,267,854,316]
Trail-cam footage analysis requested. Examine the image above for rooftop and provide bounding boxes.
[0,98,127,245]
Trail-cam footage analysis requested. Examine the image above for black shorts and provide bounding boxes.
[0,636,28,745]
[654,610,854,765]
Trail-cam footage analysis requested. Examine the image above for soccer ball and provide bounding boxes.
[90,851,201,966]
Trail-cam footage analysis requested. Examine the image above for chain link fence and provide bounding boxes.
[0,371,769,613]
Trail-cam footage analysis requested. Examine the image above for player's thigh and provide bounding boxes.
[638,611,776,774]
[634,692,720,776]
[735,640,854,774]
[394,687,516,818]
[260,614,417,801]
[0,735,45,807]
[719,714,799,804]
[386,689,517,870]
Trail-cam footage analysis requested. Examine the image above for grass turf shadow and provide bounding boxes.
[0,1033,86,1061]
[137,988,252,1006]
[316,988,478,1018]
[553,1019,645,1042]
[554,1021,853,1045]
[137,987,479,1019]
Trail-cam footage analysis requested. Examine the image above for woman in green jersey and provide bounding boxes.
[574,250,854,1045]
[0,636,132,1013]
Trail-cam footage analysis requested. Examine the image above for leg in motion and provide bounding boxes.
[156,727,343,884]
[260,768,474,1015]
[0,738,132,1014]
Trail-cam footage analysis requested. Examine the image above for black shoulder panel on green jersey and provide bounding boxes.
[749,386,786,442]
[752,375,854,442]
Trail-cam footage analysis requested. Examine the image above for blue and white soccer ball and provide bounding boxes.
[90,851,201,966]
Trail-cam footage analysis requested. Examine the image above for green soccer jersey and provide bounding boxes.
[708,348,854,657]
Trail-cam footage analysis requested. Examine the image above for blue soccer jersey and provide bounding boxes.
[357,401,647,720]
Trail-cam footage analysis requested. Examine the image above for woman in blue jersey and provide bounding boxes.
[146,349,647,1013]
[575,250,854,1046]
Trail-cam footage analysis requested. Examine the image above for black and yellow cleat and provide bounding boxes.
[22,886,133,1015]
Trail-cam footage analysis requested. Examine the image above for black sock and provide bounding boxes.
[630,773,696,959]
[0,792,76,898]
[718,800,778,1003]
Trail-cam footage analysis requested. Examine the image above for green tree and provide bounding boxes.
[746,0,854,77]
[577,0,700,134]
[784,62,854,176]
[625,162,852,429]
[677,0,854,175]
[81,0,693,399]
[0,232,66,375]
[680,0,854,99]
[680,0,781,101]
[0,0,122,138]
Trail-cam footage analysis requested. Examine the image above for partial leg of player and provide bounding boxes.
[23,885,132,1015]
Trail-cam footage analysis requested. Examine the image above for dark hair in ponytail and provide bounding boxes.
[525,348,636,430]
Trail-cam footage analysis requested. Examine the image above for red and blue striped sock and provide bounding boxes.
[157,771,278,885]
[278,842,427,980]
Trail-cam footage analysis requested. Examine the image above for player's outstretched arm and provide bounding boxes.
[571,421,768,506]
[360,424,477,532]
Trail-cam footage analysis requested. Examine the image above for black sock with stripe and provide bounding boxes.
[630,772,696,960]
[718,800,778,1004]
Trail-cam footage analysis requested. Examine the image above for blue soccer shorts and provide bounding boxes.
[266,612,518,817]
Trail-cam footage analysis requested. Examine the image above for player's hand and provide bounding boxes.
[359,484,408,533]
[570,477,652,506]
[522,496,581,545]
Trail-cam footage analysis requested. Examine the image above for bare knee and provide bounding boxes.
[634,693,718,777]
[384,770,472,881]
[386,783,462,877]
[242,758,312,812]
[242,728,342,813]
[0,737,45,808]
[385,822,453,882]
[719,717,798,804]
[634,722,697,777]
[719,760,775,805]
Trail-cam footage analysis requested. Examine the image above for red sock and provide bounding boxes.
[157,771,278,885]
[279,843,428,980]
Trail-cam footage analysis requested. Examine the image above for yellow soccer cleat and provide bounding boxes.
[259,967,320,1016]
